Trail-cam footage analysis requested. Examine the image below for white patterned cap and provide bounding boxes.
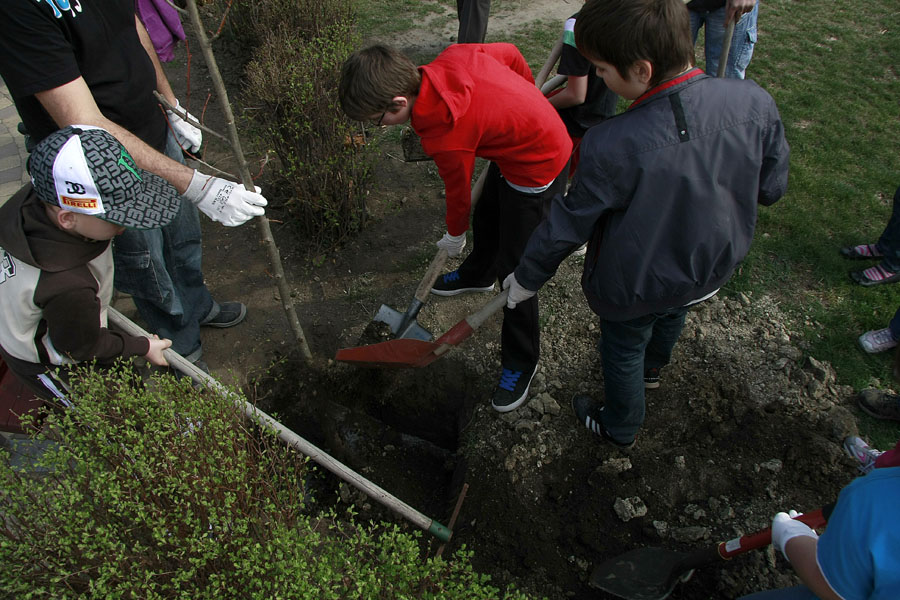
[30,125,181,229]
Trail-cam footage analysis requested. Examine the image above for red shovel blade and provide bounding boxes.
[335,320,476,368]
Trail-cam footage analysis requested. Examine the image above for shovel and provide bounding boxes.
[337,289,508,368]
[590,508,828,600]
[374,248,448,341]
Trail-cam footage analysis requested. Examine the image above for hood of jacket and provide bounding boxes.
[0,184,110,272]
[413,47,477,139]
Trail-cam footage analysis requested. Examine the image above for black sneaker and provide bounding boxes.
[491,364,538,413]
[431,270,495,297]
[200,302,247,328]
[644,367,660,389]
[571,394,635,449]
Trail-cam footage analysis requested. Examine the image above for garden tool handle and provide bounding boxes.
[716,508,826,559]
[414,248,449,303]
[467,289,510,330]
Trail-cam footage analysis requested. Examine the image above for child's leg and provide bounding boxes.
[598,314,656,444]
[876,185,900,272]
[455,163,502,286]
[644,307,689,372]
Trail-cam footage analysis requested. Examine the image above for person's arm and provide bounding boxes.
[725,0,757,26]
[757,98,789,206]
[35,77,194,192]
[135,15,177,107]
[783,537,842,600]
[546,75,587,110]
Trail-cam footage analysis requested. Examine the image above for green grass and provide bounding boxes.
[352,0,900,446]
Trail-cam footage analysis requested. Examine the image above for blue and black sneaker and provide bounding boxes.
[430,269,495,297]
[491,364,538,413]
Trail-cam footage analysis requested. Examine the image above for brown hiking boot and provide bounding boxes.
[857,388,900,421]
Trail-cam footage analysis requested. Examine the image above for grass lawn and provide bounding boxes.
[353,0,900,447]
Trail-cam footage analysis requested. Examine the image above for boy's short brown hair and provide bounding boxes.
[338,45,421,121]
[574,0,694,87]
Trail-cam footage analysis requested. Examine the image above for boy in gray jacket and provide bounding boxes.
[0,126,177,401]
[503,0,789,447]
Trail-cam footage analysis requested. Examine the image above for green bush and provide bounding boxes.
[238,0,373,248]
[0,366,530,599]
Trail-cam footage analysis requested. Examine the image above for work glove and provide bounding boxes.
[771,510,818,561]
[502,272,536,309]
[166,100,202,154]
[183,171,267,227]
[436,231,466,257]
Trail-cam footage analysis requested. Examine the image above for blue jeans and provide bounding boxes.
[112,132,214,360]
[739,585,820,599]
[598,307,688,443]
[690,2,759,79]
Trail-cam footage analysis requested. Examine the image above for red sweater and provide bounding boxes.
[411,44,572,236]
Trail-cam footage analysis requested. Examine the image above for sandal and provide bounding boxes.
[840,243,882,259]
[850,264,900,286]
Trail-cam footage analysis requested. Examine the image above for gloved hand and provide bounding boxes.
[502,272,536,309]
[771,510,818,561]
[166,100,202,154]
[183,171,267,227]
[436,231,466,257]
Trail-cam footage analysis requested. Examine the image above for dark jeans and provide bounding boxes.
[457,161,569,371]
[456,0,491,43]
[598,307,689,442]
[112,132,214,360]
[876,185,900,272]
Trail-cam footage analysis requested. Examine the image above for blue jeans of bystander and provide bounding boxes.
[112,131,214,360]
[690,2,759,79]
[597,307,689,443]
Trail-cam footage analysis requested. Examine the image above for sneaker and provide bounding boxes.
[840,243,882,260]
[857,388,900,422]
[200,302,247,328]
[858,328,898,353]
[431,270,495,297]
[842,436,883,474]
[850,264,900,286]
[571,394,635,449]
[491,364,538,412]
[644,367,660,389]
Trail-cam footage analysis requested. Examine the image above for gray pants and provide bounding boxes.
[456,0,491,43]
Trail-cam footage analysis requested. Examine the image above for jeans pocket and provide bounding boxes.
[113,250,166,304]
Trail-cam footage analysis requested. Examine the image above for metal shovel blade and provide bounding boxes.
[589,547,693,600]
[374,303,432,341]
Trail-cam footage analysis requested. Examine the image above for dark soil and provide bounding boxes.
[132,9,872,600]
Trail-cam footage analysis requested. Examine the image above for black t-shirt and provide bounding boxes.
[556,14,618,138]
[686,0,727,12]
[0,0,167,151]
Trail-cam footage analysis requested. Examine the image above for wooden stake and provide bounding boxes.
[183,0,312,360]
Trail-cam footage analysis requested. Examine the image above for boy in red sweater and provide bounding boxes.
[339,44,572,412]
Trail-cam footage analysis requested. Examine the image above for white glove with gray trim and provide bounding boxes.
[183,171,267,227]
[502,273,536,309]
[166,100,202,154]
[771,510,818,561]
[436,231,466,257]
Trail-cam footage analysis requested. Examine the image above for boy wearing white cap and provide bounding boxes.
[0,126,178,401]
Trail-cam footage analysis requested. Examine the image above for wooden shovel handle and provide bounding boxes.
[414,248,449,303]
[467,289,509,330]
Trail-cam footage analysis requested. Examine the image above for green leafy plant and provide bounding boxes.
[0,365,532,599]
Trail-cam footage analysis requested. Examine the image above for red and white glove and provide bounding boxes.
[502,273,536,309]
[436,231,466,257]
[183,171,267,227]
[771,510,818,561]
[166,100,202,154]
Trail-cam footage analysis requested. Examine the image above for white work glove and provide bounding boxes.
[502,272,536,309]
[771,510,818,561]
[436,231,467,257]
[166,100,202,154]
[183,171,267,227]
